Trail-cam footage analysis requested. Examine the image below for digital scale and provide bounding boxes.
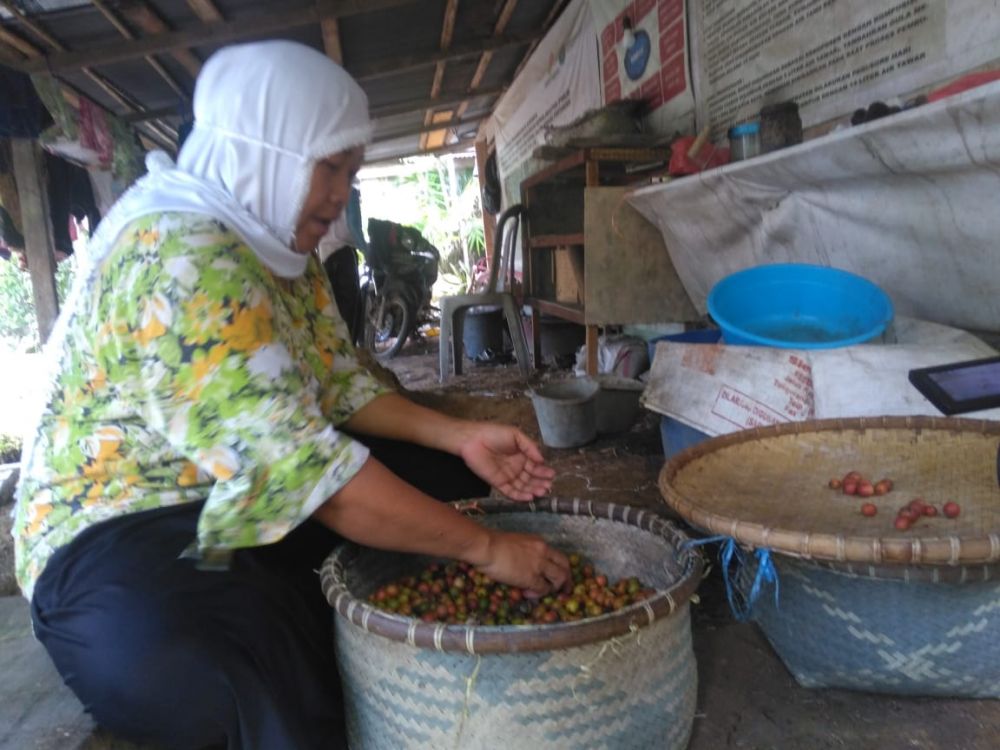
[908,355,1000,416]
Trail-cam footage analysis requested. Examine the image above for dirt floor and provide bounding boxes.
[386,333,1000,750]
[2,332,999,749]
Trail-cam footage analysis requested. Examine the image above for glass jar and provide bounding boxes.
[728,121,761,162]
[760,101,803,153]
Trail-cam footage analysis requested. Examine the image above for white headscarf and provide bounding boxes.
[19,41,372,476]
[91,40,373,278]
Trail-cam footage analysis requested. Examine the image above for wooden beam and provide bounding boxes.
[374,113,485,144]
[0,3,176,150]
[0,0,64,50]
[0,24,41,59]
[90,0,190,100]
[454,0,518,124]
[371,85,506,119]
[122,105,191,123]
[474,137,497,266]
[355,33,538,81]
[321,17,343,64]
[79,68,177,143]
[127,84,506,124]
[19,0,420,74]
[420,0,459,150]
[119,2,203,79]
[186,0,223,23]
[10,138,59,343]
[0,38,23,66]
[90,0,132,38]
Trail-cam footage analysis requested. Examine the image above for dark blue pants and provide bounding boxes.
[30,437,487,750]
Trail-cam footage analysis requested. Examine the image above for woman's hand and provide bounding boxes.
[471,529,571,597]
[457,423,555,501]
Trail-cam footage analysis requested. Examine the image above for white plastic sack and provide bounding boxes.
[574,335,649,379]
[642,317,1000,438]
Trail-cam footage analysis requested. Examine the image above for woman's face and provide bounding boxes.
[293,145,365,253]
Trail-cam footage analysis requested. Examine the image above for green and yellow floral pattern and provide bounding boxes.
[14,212,390,599]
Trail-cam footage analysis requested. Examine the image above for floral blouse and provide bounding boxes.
[14,212,390,599]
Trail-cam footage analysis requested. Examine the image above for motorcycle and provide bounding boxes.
[359,218,440,360]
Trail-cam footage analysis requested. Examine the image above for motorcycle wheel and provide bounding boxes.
[363,291,412,360]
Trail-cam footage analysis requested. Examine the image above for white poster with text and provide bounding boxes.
[491,0,602,188]
[690,0,1000,136]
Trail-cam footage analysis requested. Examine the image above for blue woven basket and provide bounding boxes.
[659,416,1000,698]
[321,498,703,750]
[751,557,1000,697]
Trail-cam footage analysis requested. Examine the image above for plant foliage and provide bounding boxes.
[0,254,77,349]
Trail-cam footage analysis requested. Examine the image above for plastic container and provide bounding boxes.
[594,375,645,434]
[707,263,894,349]
[529,377,599,448]
[759,101,802,153]
[462,306,504,359]
[727,121,761,161]
[646,328,723,364]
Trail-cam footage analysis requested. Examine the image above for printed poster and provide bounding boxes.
[689,0,1000,136]
[593,0,696,134]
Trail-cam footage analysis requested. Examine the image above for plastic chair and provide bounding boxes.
[439,204,531,381]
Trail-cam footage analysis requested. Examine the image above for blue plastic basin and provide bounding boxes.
[707,264,894,349]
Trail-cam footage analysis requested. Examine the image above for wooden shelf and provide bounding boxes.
[527,298,585,324]
[520,146,670,189]
[530,233,585,248]
[521,147,676,375]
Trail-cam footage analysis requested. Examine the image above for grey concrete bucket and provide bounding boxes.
[529,377,600,448]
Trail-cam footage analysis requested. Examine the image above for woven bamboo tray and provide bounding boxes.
[659,416,1000,566]
[320,498,702,750]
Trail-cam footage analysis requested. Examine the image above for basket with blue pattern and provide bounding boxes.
[659,416,1000,697]
[321,498,703,750]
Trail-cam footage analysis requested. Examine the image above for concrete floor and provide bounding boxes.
[2,337,999,749]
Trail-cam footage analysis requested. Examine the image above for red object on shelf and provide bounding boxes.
[667,136,730,176]
[927,70,1000,103]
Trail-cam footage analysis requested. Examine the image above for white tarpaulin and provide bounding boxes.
[689,0,1000,136]
[642,318,1000,439]
[627,79,1000,334]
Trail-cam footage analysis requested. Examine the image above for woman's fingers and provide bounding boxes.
[524,459,556,480]
[475,532,569,596]
[542,558,570,591]
[514,430,547,464]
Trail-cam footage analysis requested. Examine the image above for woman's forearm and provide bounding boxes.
[315,457,572,594]
[342,392,472,455]
[313,456,490,562]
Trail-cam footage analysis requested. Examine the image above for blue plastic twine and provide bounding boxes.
[682,535,780,622]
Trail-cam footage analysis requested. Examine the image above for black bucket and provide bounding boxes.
[462,306,504,359]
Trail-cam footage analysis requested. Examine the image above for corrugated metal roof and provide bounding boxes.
[0,0,568,161]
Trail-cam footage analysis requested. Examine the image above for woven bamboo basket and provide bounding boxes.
[658,416,1000,697]
[320,498,703,749]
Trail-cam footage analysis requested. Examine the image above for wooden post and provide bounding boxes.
[474,138,497,278]
[584,154,600,376]
[11,138,59,343]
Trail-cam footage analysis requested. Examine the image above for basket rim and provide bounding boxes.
[659,415,1000,567]
[320,497,703,655]
[809,557,1000,583]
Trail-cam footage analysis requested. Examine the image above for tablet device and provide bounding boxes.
[908,355,1000,415]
